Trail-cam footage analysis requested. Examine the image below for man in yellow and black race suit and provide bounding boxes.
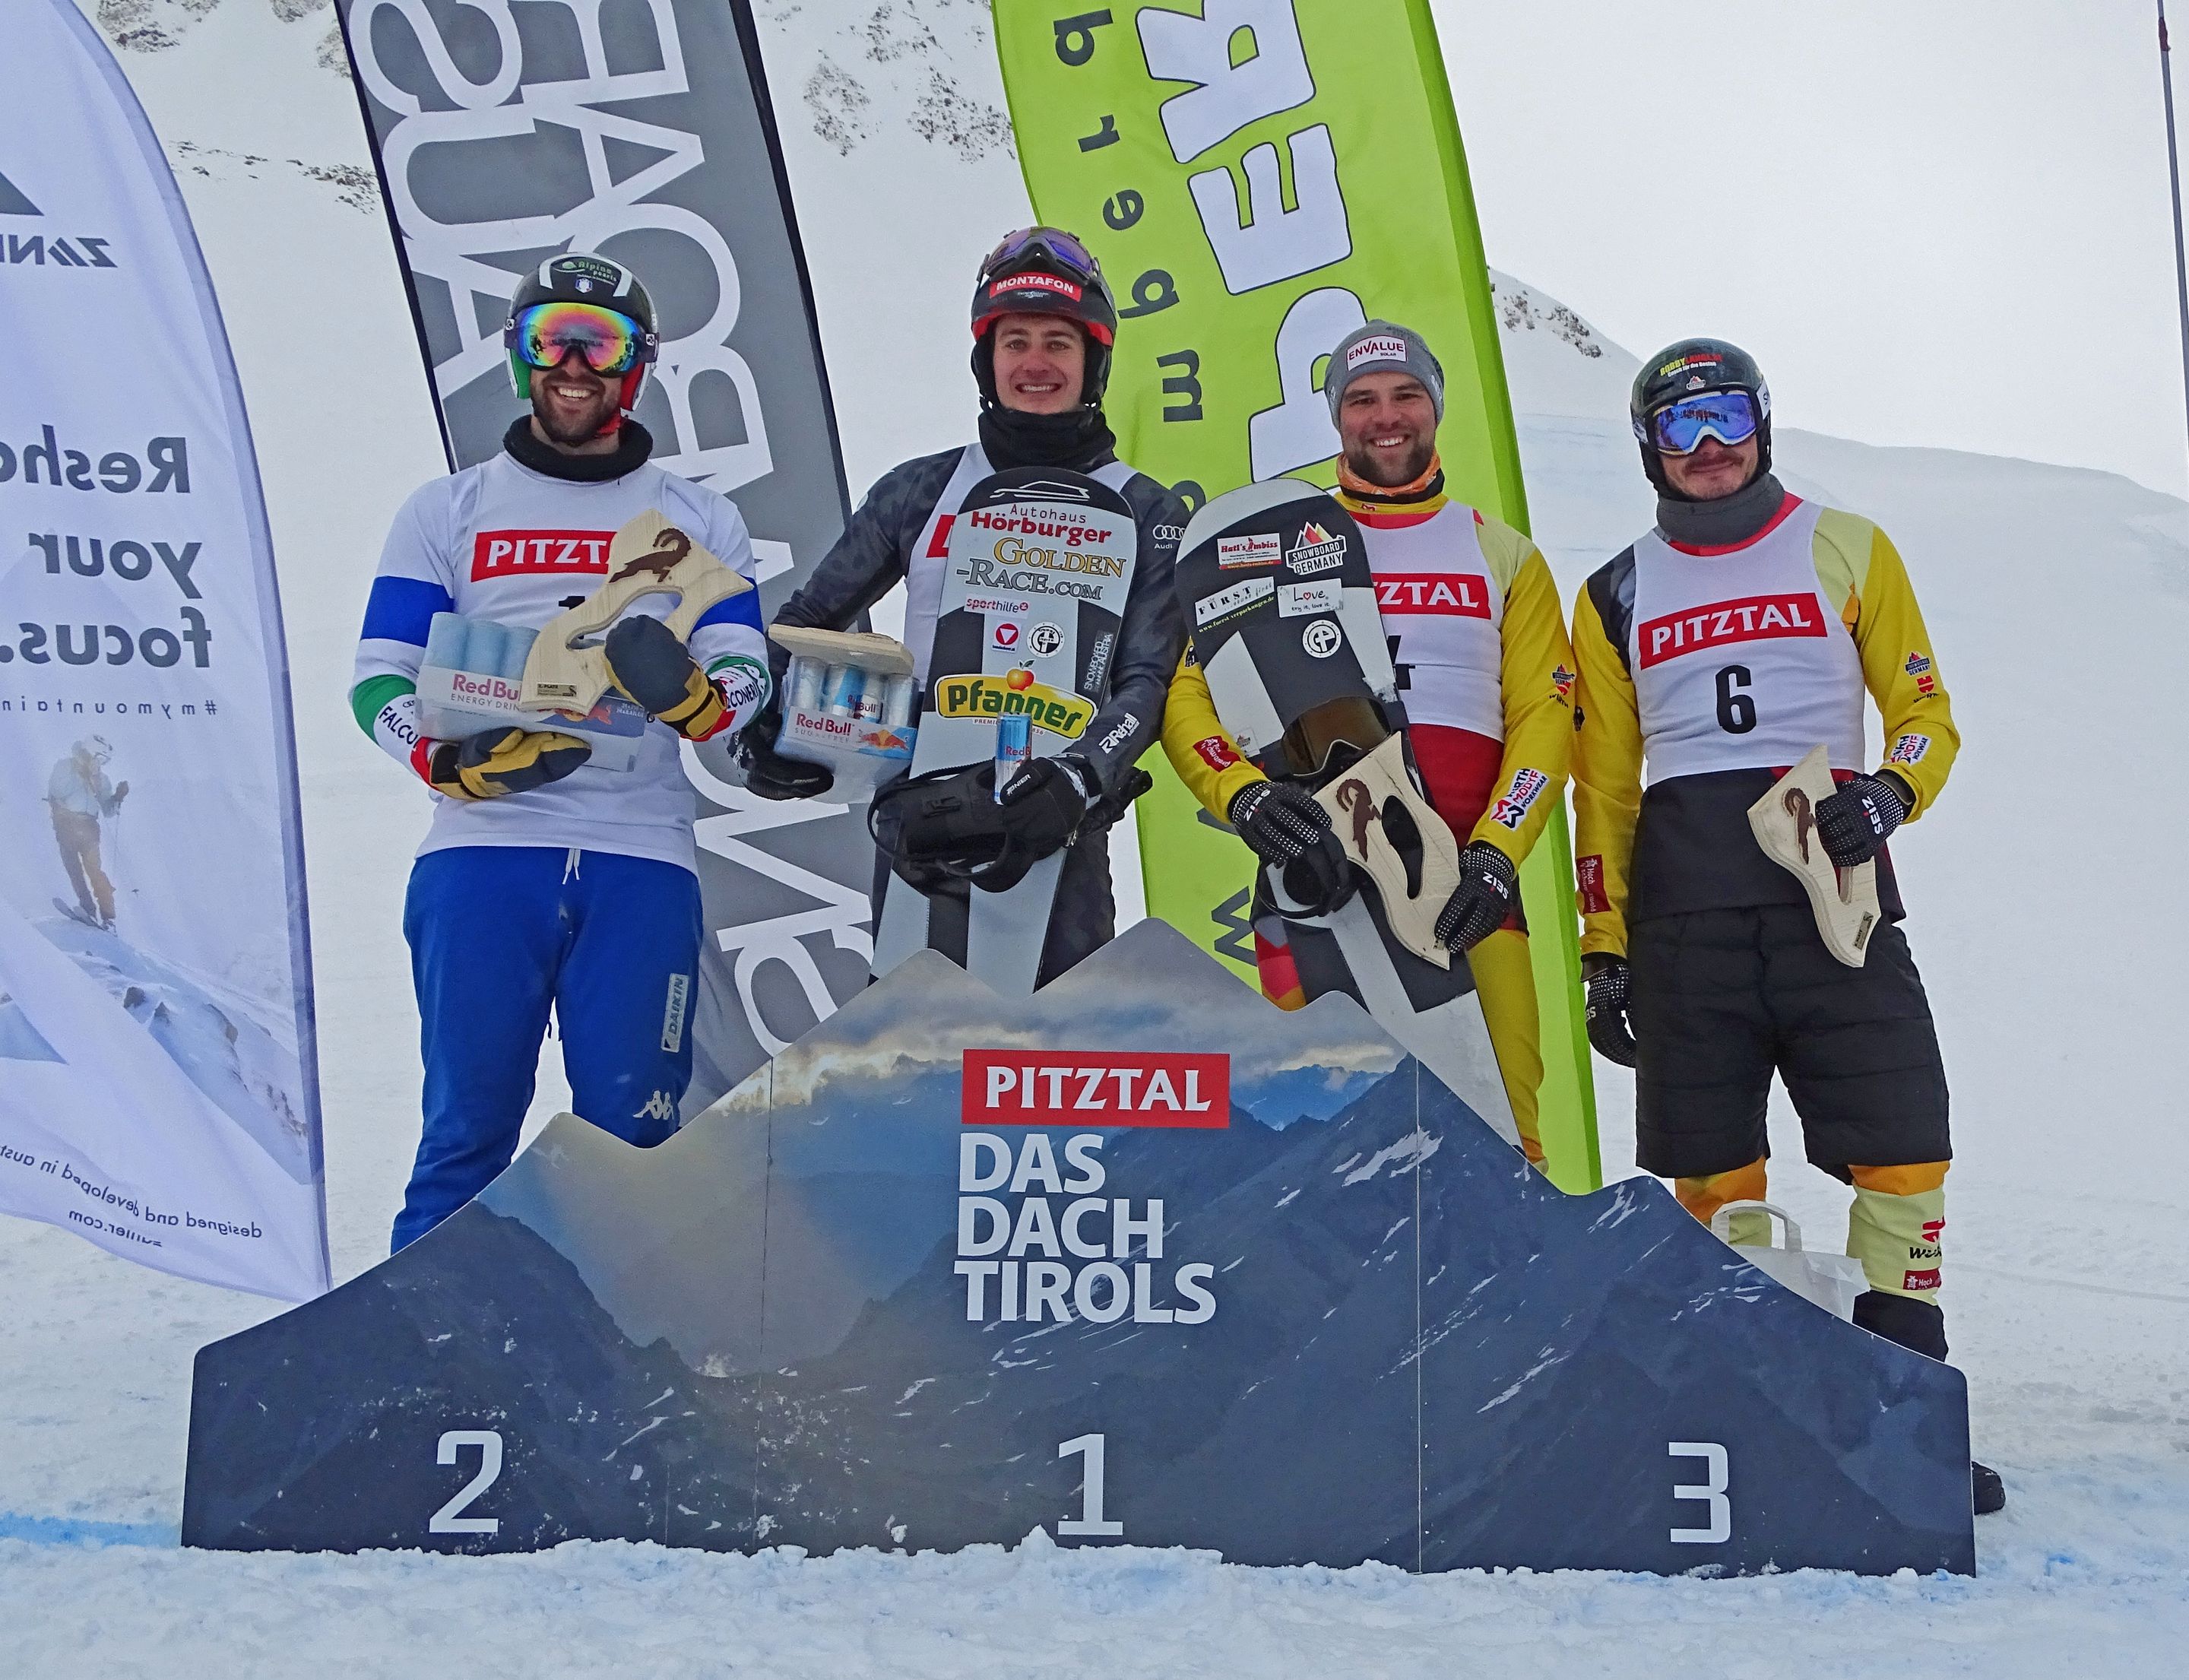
[1573,338,2001,1515]
[1161,321,1576,1162]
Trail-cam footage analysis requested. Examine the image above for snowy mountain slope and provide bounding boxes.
[5,2,2189,1672]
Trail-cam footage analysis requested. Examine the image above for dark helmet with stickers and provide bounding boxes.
[969,227,1118,407]
[502,251,661,411]
[1630,337,1772,496]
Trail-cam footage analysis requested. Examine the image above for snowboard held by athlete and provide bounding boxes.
[1161,320,1576,1161]
[1570,337,2001,1514]
[743,227,1186,984]
[350,252,772,1252]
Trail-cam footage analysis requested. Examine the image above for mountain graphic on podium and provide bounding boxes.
[182,921,1973,1575]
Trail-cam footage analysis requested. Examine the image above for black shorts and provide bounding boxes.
[1630,904,1950,1179]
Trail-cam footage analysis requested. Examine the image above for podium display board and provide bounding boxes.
[182,924,1973,1575]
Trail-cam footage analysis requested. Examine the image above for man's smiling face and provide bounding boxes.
[531,349,624,454]
[1337,371,1437,487]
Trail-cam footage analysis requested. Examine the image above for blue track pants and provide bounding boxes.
[394,845,702,1252]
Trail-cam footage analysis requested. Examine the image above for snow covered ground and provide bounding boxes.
[5,2,2189,1672]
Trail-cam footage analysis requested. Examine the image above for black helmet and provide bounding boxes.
[502,251,660,407]
[1630,338,1772,496]
[970,227,1118,407]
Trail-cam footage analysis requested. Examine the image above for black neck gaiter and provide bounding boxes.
[1655,471,1788,550]
[977,404,1118,473]
[502,417,655,483]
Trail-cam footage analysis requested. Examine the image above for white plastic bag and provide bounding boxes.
[1710,1200,1868,1322]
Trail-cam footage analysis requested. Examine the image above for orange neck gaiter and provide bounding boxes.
[1335,451,1444,506]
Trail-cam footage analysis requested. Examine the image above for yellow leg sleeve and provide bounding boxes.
[1468,928,1544,1165]
[1847,1161,1948,1301]
[1674,1159,1773,1247]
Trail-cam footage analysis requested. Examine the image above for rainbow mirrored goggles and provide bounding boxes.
[1646,388,1761,455]
[505,301,655,376]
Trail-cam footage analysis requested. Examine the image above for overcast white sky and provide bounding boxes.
[1435,0,2189,496]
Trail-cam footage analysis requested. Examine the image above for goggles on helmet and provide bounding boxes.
[980,226,1102,290]
[1648,388,1761,456]
[506,301,651,376]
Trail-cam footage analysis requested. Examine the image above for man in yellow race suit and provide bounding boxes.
[1573,337,2000,1515]
[1162,321,1574,1162]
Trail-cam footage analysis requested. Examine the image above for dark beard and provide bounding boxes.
[1342,433,1434,488]
[532,387,619,447]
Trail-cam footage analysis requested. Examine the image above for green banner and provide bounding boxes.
[993,0,1598,1191]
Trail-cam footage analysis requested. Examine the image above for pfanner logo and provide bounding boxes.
[0,164,117,270]
[1636,593,1826,668]
[961,1050,1228,1129]
[471,529,616,578]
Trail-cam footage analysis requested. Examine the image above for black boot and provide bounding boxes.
[1853,1291,2007,1517]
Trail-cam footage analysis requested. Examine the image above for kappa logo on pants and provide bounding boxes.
[634,1089,677,1124]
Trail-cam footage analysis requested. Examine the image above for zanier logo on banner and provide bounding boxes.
[0,168,40,217]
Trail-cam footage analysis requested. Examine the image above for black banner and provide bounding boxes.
[334,0,873,1102]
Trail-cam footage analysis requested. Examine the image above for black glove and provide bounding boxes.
[423,727,591,800]
[1434,841,1519,953]
[980,756,1092,892]
[603,613,729,740]
[1227,778,1354,918]
[1814,770,1910,868]
[737,703,836,802]
[1582,953,1638,1068]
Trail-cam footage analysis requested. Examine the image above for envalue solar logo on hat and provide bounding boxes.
[1346,334,1409,369]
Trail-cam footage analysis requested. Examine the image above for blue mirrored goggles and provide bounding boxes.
[1648,389,1761,455]
[981,226,1102,287]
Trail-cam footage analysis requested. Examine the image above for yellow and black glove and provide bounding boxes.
[414,727,591,800]
[603,613,730,741]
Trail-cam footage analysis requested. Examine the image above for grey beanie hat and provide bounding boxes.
[1326,319,1445,423]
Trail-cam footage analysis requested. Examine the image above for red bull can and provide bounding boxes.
[823,664,864,718]
[993,712,1031,801]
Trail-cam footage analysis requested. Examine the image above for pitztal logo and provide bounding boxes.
[1374,574,1490,617]
[1636,592,1826,668]
[961,1050,1228,1129]
[934,667,1093,737]
[472,529,616,578]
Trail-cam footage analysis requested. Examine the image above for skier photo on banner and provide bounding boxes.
[742,227,1186,988]
[1569,338,2001,1514]
[1162,322,1576,1163]
[348,252,773,1252]
[47,735,129,930]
